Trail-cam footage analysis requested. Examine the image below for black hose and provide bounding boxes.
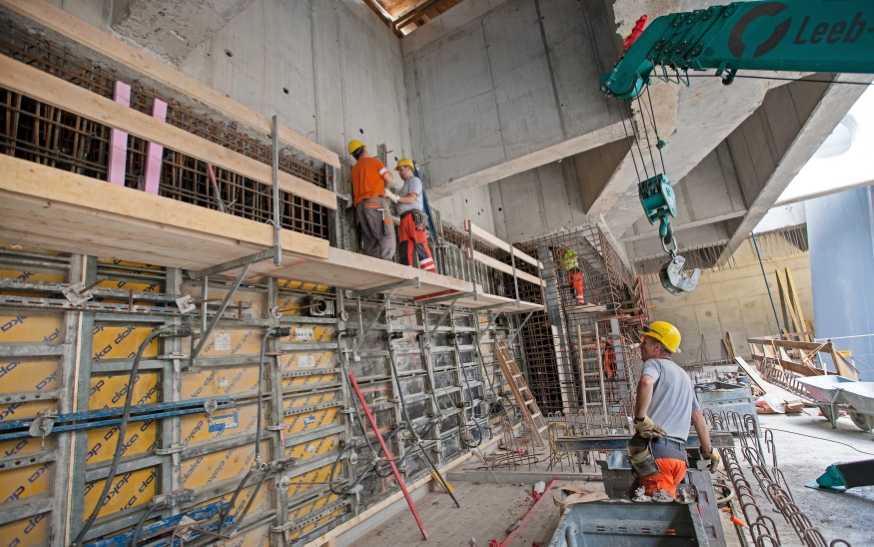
[222,468,272,536]
[129,503,158,547]
[217,467,256,535]
[72,326,169,547]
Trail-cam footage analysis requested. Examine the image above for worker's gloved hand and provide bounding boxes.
[385,190,400,203]
[704,449,720,472]
[633,416,667,439]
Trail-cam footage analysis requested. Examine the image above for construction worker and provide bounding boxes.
[630,321,719,498]
[394,159,436,273]
[560,249,585,305]
[348,140,398,261]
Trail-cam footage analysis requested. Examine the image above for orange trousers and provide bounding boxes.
[639,458,687,497]
[399,212,435,272]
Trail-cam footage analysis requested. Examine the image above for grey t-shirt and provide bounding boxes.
[642,358,701,441]
[397,176,424,216]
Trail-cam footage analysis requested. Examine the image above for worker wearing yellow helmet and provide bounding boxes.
[630,321,718,499]
[394,158,436,273]
[348,140,399,261]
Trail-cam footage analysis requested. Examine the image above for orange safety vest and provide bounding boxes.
[351,157,388,206]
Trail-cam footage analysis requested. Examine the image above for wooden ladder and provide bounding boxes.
[495,342,548,447]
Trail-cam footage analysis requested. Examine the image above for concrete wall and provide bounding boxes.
[402,0,623,231]
[644,237,813,364]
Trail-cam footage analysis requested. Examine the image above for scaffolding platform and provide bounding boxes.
[0,154,541,311]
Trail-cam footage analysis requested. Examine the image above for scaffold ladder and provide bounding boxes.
[495,342,547,447]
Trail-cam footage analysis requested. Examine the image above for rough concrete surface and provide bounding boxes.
[754,412,874,546]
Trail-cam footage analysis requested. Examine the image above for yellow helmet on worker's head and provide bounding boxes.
[395,158,415,171]
[347,140,365,156]
[639,321,681,353]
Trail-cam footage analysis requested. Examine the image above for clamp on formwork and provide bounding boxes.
[346,277,420,360]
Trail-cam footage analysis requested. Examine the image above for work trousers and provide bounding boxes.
[356,197,396,261]
[398,211,435,272]
[568,269,585,304]
[639,458,688,497]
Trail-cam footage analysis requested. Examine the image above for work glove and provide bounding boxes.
[385,190,400,203]
[633,416,667,439]
[704,449,721,472]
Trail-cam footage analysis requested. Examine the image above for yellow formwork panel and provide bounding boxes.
[287,503,344,541]
[86,418,158,464]
[281,372,338,391]
[197,329,262,357]
[276,279,330,293]
[0,512,48,547]
[83,467,157,519]
[283,407,339,435]
[181,367,261,398]
[0,461,51,504]
[285,462,337,499]
[89,373,159,410]
[285,434,340,464]
[0,315,62,344]
[226,522,272,547]
[280,351,336,373]
[180,441,268,490]
[180,403,261,446]
[91,325,159,362]
[0,358,59,427]
[283,391,338,412]
[282,326,334,344]
[0,432,52,459]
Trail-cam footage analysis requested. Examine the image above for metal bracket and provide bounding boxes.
[426,293,474,337]
[174,295,196,314]
[61,278,104,306]
[28,413,56,449]
[203,398,219,418]
[188,249,276,362]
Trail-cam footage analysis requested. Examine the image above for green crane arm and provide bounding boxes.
[601,1,874,99]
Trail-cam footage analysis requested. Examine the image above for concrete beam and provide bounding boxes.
[426,122,626,200]
[112,0,257,65]
[718,74,874,263]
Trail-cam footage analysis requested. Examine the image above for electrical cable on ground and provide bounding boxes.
[765,427,874,456]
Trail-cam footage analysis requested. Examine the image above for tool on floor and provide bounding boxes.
[505,508,522,533]
[806,458,874,493]
[495,342,547,446]
[347,367,428,540]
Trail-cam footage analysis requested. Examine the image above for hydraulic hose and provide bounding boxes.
[388,334,460,508]
[72,325,181,547]
[129,504,158,547]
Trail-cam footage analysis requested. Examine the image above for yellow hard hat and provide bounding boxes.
[395,158,415,171]
[348,140,365,155]
[639,321,681,353]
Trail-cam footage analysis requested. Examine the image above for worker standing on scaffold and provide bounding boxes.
[348,140,399,261]
[560,248,585,305]
[394,158,436,273]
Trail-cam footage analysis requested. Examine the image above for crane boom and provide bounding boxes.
[601,1,874,99]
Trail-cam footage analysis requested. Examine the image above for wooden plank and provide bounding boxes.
[774,270,803,339]
[0,55,337,210]
[467,248,544,286]
[735,357,805,405]
[0,0,341,169]
[777,358,823,377]
[463,220,543,269]
[748,339,828,352]
[785,268,811,341]
[0,154,329,261]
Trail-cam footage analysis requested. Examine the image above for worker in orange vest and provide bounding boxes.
[348,140,398,261]
[560,248,585,305]
[394,159,436,273]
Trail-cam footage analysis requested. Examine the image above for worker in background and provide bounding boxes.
[560,248,585,305]
[630,321,719,497]
[348,140,399,261]
[394,159,436,273]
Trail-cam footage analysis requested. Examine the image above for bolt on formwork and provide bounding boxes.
[515,225,648,416]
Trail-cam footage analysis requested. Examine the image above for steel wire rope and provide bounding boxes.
[72,325,172,547]
[644,83,667,175]
[634,90,660,178]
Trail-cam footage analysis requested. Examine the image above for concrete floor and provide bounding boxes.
[351,411,874,546]
[752,411,874,546]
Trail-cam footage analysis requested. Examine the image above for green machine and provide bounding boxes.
[806,458,874,493]
[601,1,874,295]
